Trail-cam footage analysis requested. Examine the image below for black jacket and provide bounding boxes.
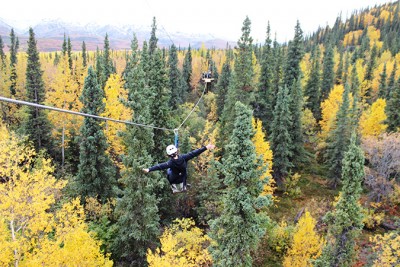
[148,146,207,185]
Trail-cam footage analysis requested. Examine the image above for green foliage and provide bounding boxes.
[315,133,365,267]
[209,101,270,267]
[112,36,162,266]
[76,66,116,203]
[215,56,231,119]
[321,41,335,101]
[22,27,55,155]
[168,44,183,108]
[304,45,322,121]
[284,20,303,89]
[9,28,19,96]
[325,83,352,188]
[385,75,400,132]
[270,85,293,186]
[181,45,193,100]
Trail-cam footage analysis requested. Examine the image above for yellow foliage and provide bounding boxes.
[359,98,387,137]
[0,126,112,266]
[343,30,363,47]
[319,84,354,141]
[252,118,275,197]
[283,211,324,267]
[147,218,212,267]
[379,10,391,21]
[367,26,383,49]
[371,232,400,267]
[0,218,13,266]
[362,208,385,230]
[102,73,132,164]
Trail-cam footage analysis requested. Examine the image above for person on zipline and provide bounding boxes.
[143,143,215,193]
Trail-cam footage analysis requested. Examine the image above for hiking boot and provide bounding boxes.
[171,184,180,194]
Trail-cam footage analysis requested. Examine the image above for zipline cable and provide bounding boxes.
[0,80,208,134]
[0,96,173,131]
[177,82,207,130]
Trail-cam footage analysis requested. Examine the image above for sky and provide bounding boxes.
[0,0,395,42]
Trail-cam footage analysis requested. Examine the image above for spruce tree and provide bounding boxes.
[101,34,115,89]
[9,28,19,96]
[23,28,54,154]
[325,83,351,188]
[0,36,5,66]
[82,41,87,67]
[181,45,192,100]
[112,35,161,265]
[315,133,365,267]
[254,22,274,131]
[304,44,322,121]
[149,17,158,56]
[284,20,303,90]
[215,53,232,118]
[67,36,73,70]
[209,101,269,267]
[289,78,306,165]
[76,66,116,203]
[386,76,400,132]
[270,85,293,187]
[386,61,397,100]
[335,47,344,85]
[321,40,335,101]
[378,63,388,99]
[167,44,182,108]
[148,48,172,162]
[218,17,255,155]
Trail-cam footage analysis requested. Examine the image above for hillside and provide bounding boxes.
[0,18,235,51]
[0,1,400,267]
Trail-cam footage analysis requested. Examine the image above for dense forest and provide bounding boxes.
[0,1,400,266]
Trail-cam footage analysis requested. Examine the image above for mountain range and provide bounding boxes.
[0,18,235,52]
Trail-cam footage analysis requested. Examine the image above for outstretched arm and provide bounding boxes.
[142,161,172,173]
[182,143,215,161]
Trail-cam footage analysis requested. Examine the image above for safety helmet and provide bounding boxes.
[166,144,178,156]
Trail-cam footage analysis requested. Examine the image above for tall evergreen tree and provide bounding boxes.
[315,133,365,267]
[385,76,400,132]
[271,37,283,111]
[23,28,54,154]
[76,66,116,203]
[254,22,274,131]
[210,101,270,267]
[149,17,158,56]
[101,33,116,89]
[215,52,232,118]
[335,47,344,85]
[284,20,303,90]
[289,78,306,165]
[304,44,322,121]
[386,61,397,100]
[167,44,182,108]
[0,35,5,66]
[82,41,87,67]
[321,40,335,101]
[112,35,161,265]
[270,85,293,186]
[62,33,67,55]
[181,45,192,99]
[148,48,172,162]
[67,36,73,70]
[9,28,19,96]
[218,17,255,156]
[378,63,387,99]
[325,83,351,188]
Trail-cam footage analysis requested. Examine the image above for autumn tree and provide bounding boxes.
[209,101,269,267]
[370,232,400,267]
[283,211,324,267]
[101,73,131,165]
[315,133,365,267]
[0,125,112,266]
[359,98,387,137]
[22,27,55,154]
[252,117,275,197]
[76,66,116,203]
[46,53,81,166]
[147,218,212,267]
